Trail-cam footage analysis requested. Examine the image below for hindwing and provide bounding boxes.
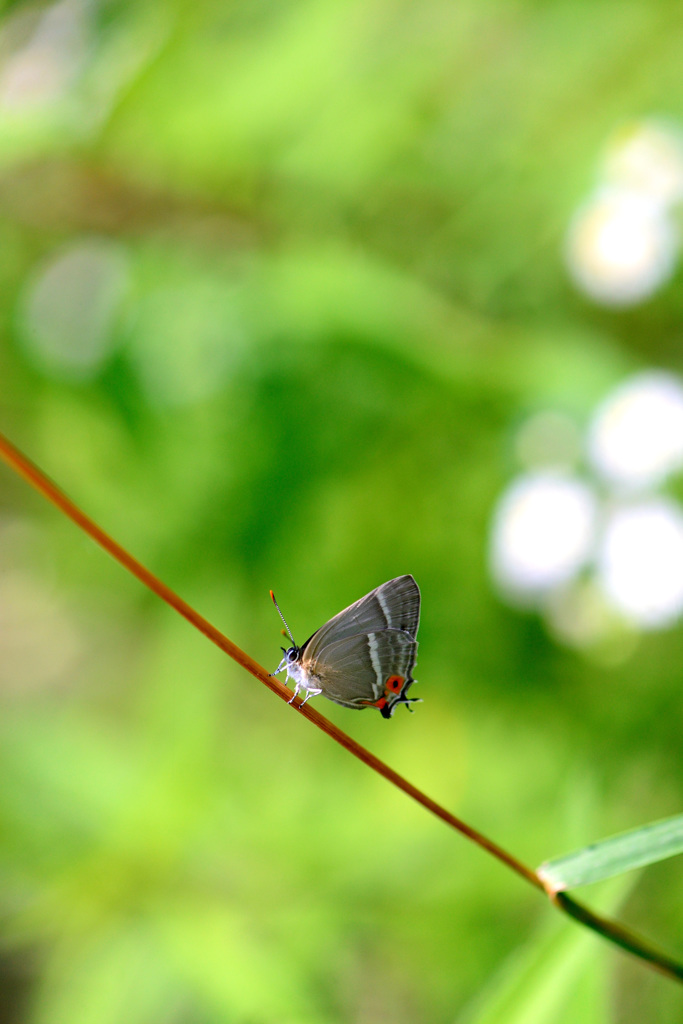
[302,628,418,710]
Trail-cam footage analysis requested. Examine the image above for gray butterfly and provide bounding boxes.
[270,575,421,718]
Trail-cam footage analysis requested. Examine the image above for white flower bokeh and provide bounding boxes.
[566,188,678,306]
[491,371,683,653]
[565,119,683,307]
[490,474,597,600]
[589,372,683,491]
[598,499,683,629]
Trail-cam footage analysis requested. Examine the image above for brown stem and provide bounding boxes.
[1,430,682,983]
[0,433,540,890]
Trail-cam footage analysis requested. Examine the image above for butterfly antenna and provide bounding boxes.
[270,590,296,646]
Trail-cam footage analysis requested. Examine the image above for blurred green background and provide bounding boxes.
[1,0,683,1021]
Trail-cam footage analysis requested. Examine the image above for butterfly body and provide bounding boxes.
[271,575,421,718]
[279,646,323,702]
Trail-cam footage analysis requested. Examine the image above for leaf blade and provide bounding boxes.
[538,813,683,893]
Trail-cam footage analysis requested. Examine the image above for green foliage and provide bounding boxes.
[0,0,683,1021]
[459,881,633,1024]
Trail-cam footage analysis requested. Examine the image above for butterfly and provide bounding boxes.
[270,575,421,718]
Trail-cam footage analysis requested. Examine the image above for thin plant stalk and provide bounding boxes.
[0,430,681,983]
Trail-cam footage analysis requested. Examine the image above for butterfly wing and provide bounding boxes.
[302,575,420,661]
[302,628,418,711]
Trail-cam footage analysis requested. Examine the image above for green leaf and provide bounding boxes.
[458,877,632,1024]
[538,813,683,893]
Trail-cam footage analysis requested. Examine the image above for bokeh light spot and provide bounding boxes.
[589,371,683,490]
[565,188,678,306]
[0,0,88,111]
[603,120,683,207]
[515,411,582,471]
[598,499,683,628]
[490,473,597,599]
[19,237,129,380]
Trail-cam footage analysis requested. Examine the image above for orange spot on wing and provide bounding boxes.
[385,675,404,694]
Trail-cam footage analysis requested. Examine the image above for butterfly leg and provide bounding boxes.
[287,681,302,704]
[269,654,288,677]
[296,686,322,708]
